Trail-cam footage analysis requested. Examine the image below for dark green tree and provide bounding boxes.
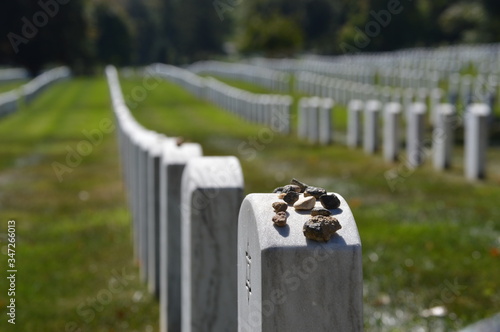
[0,0,93,76]
[94,3,133,66]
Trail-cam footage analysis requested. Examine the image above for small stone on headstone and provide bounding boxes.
[272,211,288,227]
[283,191,300,205]
[293,196,316,210]
[272,201,288,213]
[304,186,327,199]
[282,184,301,193]
[303,215,342,242]
[290,178,308,192]
[311,207,332,216]
[319,194,341,210]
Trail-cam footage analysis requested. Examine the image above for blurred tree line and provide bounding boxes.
[1,0,500,76]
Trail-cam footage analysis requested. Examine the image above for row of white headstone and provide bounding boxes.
[295,70,495,111]
[249,43,500,87]
[188,60,291,92]
[0,67,70,117]
[297,96,491,180]
[106,65,364,331]
[149,63,294,135]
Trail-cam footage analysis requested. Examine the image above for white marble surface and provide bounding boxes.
[238,193,363,332]
[181,156,244,332]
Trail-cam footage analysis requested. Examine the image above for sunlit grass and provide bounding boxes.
[0,78,158,332]
[0,80,27,93]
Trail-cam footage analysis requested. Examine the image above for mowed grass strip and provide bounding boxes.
[0,77,158,332]
[0,79,28,93]
[122,74,500,331]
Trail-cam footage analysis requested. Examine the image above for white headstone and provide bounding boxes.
[181,156,244,332]
[383,102,402,162]
[465,104,491,180]
[433,104,456,170]
[146,134,168,298]
[159,141,203,332]
[347,100,364,148]
[308,97,321,144]
[406,103,427,167]
[238,193,363,332]
[319,98,334,145]
[363,99,382,154]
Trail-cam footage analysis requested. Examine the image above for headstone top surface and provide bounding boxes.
[468,103,491,116]
[385,102,402,114]
[348,99,364,111]
[409,102,427,114]
[240,193,360,251]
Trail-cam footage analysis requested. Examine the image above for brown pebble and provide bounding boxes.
[278,193,286,199]
[311,207,332,216]
[272,211,287,227]
[272,201,288,213]
[283,191,299,205]
[293,196,316,210]
[303,215,341,242]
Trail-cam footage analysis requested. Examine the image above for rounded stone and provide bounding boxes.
[272,211,287,227]
[304,186,327,199]
[283,191,300,205]
[311,207,332,216]
[293,196,316,210]
[272,201,288,213]
[319,194,341,210]
[303,215,342,242]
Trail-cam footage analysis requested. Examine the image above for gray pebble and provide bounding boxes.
[311,207,332,216]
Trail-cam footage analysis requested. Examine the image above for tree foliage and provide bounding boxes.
[2,0,500,74]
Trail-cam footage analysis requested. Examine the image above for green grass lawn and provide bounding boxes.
[0,80,28,93]
[0,78,158,332]
[120,74,500,331]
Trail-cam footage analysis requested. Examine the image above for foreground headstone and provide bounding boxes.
[383,102,402,162]
[406,103,427,167]
[181,156,244,332]
[433,104,456,170]
[465,104,491,180]
[238,193,363,332]
[347,100,364,148]
[363,100,382,154]
[159,141,203,332]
